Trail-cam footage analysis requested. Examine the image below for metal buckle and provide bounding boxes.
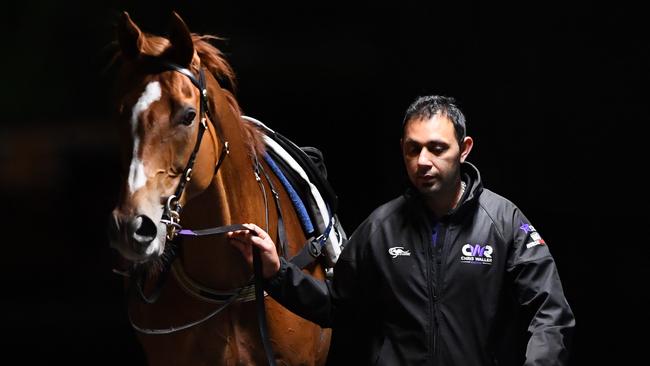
[161,195,182,240]
[308,237,322,258]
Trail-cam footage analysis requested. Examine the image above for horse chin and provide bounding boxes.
[132,237,176,276]
[110,230,167,264]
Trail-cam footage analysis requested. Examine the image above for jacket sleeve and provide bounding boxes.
[264,221,373,328]
[506,208,575,366]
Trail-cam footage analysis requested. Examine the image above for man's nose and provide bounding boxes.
[417,148,433,166]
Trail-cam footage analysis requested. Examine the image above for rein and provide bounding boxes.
[124,58,277,366]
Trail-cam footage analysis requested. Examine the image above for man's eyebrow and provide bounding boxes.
[403,138,447,146]
[403,138,424,145]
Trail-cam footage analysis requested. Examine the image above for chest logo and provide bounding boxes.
[388,246,411,258]
[460,244,493,265]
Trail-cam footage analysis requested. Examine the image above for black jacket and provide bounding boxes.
[266,162,575,365]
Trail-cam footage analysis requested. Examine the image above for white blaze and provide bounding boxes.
[128,82,161,193]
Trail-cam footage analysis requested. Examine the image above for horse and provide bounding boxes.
[108,12,331,365]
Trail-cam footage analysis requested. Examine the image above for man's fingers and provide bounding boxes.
[243,223,267,239]
[228,223,275,253]
[228,229,251,237]
[227,223,280,279]
[228,225,266,248]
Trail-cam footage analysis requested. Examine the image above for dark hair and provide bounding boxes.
[402,95,467,146]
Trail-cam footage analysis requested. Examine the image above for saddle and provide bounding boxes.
[243,116,347,269]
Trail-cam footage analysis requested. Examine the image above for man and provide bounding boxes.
[229,95,575,365]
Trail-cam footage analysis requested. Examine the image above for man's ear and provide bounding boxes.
[459,136,474,163]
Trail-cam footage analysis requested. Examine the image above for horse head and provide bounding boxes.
[108,12,234,264]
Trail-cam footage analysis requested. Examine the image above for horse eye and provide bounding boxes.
[181,109,196,126]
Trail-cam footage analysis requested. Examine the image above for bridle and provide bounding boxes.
[123,57,277,366]
[156,60,230,242]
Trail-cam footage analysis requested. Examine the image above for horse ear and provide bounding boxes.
[165,12,194,67]
[117,12,143,60]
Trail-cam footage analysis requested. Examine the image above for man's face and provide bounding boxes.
[401,114,465,197]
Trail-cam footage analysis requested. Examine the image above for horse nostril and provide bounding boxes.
[130,215,157,244]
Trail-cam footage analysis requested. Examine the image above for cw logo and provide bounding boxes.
[462,244,493,258]
[388,246,411,258]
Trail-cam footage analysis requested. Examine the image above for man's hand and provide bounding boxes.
[228,223,281,279]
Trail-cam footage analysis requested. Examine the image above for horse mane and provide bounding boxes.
[111,32,266,157]
[190,35,266,157]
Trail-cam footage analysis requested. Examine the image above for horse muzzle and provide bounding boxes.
[109,210,166,262]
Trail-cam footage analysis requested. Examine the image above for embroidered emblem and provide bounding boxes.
[388,246,411,258]
[521,221,546,248]
[460,243,494,265]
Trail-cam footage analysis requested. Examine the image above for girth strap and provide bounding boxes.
[251,157,278,366]
[256,161,288,258]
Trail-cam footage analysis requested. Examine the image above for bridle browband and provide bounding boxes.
[125,56,277,366]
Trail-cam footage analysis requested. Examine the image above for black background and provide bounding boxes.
[1,0,646,364]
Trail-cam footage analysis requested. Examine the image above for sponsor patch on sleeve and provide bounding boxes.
[520,222,546,249]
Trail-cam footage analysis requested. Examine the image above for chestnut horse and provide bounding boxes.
[108,12,330,365]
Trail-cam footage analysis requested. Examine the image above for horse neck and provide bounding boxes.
[177,83,264,290]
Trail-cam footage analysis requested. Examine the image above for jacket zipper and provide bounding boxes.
[434,225,447,364]
[426,232,436,365]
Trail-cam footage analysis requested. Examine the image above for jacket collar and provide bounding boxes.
[405,161,483,224]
